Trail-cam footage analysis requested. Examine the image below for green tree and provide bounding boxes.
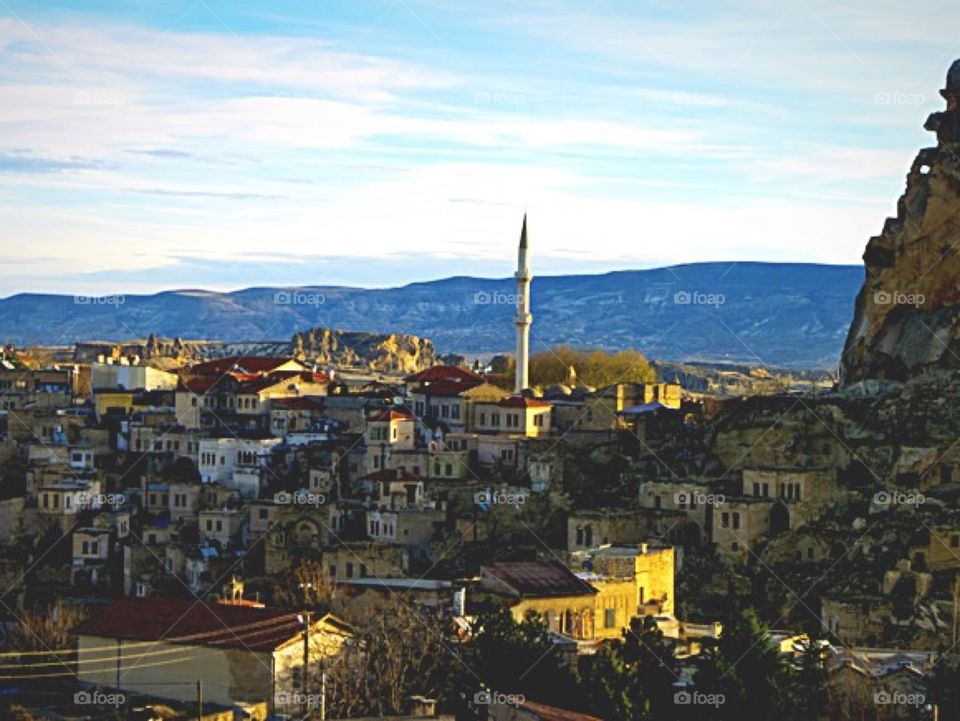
[580,616,679,721]
[529,346,655,389]
[692,608,792,721]
[928,652,960,721]
[468,607,582,712]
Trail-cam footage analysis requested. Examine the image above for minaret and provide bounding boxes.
[514,214,532,394]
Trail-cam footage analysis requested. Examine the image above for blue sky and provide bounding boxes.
[1,0,958,295]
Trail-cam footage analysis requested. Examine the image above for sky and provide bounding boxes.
[1,0,959,295]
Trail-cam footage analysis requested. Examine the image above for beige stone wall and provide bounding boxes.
[77,634,274,707]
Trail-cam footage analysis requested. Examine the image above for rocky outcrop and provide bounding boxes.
[841,60,960,383]
[290,327,435,373]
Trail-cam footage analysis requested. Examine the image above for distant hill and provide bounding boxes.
[0,262,862,369]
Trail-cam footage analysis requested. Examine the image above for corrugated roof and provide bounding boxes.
[74,597,305,651]
[483,561,597,598]
[404,365,484,384]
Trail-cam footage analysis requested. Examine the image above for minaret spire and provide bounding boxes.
[514,213,532,394]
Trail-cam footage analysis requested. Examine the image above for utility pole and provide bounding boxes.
[196,679,203,721]
[320,671,327,721]
[302,611,312,717]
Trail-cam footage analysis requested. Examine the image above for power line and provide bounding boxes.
[0,612,304,659]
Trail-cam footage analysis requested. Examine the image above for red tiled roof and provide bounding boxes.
[271,396,326,410]
[189,356,307,376]
[411,379,481,397]
[483,561,596,598]
[178,376,225,393]
[404,365,484,385]
[498,396,552,408]
[74,597,305,651]
[520,700,604,721]
[368,408,414,423]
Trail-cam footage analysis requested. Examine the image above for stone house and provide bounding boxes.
[74,597,351,715]
[585,543,676,617]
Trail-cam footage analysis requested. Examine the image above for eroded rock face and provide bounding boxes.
[291,327,436,373]
[841,60,960,384]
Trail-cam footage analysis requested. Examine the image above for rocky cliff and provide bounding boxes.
[290,327,435,373]
[841,60,960,383]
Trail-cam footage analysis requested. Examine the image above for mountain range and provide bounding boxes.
[1,262,863,369]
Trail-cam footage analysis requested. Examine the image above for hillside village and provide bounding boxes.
[1,56,960,721]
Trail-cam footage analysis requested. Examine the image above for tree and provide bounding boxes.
[579,616,679,721]
[928,653,960,721]
[692,608,792,721]
[323,603,473,720]
[271,558,333,612]
[6,603,87,652]
[529,346,655,389]
[467,607,582,712]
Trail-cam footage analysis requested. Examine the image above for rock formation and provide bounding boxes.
[841,59,960,383]
[290,327,436,373]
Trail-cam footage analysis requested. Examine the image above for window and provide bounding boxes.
[604,609,616,629]
[259,508,269,520]
[721,512,730,528]
[346,562,354,578]
[952,536,959,548]
[732,512,740,530]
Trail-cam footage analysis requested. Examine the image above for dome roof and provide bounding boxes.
[947,59,960,90]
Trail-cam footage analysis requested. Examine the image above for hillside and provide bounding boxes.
[1,262,862,369]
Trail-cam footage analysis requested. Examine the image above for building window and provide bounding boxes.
[604,609,616,629]
[721,512,730,528]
